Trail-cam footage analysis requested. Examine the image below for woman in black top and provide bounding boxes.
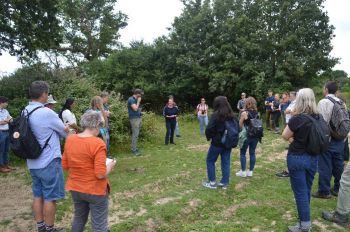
[163,98,179,145]
[271,93,281,133]
[236,97,259,178]
[282,88,320,232]
[203,96,236,190]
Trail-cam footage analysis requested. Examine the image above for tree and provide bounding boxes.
[0,0,62,58]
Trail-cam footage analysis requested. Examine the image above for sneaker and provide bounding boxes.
[236,170,247,177]
[312,191,332,199]
[202,181,217,189]
[321,211,349,227]
[176,135,181,138]
[132,150,141,156]
[331,188,339,197]
[276,170,289,178]
[287,223,311,232]
[47,227,66,232]
[217,183,228,190]
[247,171,253,177]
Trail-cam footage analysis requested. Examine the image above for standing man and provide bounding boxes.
[25,81,69,232]
[237,92,246,118]
[276,91,297,178]
[264,90,275,130]
[313,81,347,198]
[101,91,112,156]
[0,96,13,173]
[128,89,143,156]
[280,92,290,129]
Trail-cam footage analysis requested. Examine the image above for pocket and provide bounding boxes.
[287,155,303,171]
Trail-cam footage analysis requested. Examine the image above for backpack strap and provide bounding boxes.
[326,96,343,105]
[22,106,44,118]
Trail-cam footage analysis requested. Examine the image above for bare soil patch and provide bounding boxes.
[187,144,209,152]
[223,200,258,218]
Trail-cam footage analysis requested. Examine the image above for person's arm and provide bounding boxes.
[205,114,217,140]
[130,97,141,112]
[237,101,241,111]
[239,111,248,129]
[282,125,294,142]
[94,142,115,179]
[48,110,69,138]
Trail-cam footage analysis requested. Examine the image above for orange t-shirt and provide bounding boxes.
[62,135,108,196]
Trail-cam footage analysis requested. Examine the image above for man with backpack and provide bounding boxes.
[24,81,69,232]
[313,81,350,199]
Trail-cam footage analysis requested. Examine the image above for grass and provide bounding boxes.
[1,116,347,231]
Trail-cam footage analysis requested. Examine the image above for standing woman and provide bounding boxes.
[197,98,209,135]
[59,98,79,134]
[90,96,109,146]
[62,111,116,232]
[163,98,179,145]
[282,88,321,232]
[236,97,260,178]
[271,93,281,134]
[203,96,235,189]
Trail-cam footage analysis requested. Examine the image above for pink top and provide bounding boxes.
[197,104,208,116]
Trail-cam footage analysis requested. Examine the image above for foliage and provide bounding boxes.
[0,0,62,58]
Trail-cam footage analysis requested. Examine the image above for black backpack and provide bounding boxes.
[327,97,350,140]
[221,118,240,149]
[247,112,264,138]
[9,106,52,159]
[303,114,330,156]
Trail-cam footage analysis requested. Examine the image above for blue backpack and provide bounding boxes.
[221,118,239,149]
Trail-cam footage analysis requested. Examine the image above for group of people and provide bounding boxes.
[1,80,350,232]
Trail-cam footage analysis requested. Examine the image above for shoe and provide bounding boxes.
[276,170,289,178]
[287,223,311,232]
[331,188,339,197]
[0,167,11,173]
[170,142,176,145]
[322,211,349,227]
[46,227,66,232]
[247,171,253,177]
[132,150,141,156]
[236,170,247,177]
[176,135,181,138]
[202,181,217,189]
[312,191,332,199]
[217,183,228,190]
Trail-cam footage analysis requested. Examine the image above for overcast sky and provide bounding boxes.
[0,0,349,75]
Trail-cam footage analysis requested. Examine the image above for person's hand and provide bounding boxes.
[288,137,294,144]
[107,160,117,174]
[137,97,142,104]
[241,111,248,120]
[64,125,70,133]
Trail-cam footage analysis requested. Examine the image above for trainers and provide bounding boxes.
[287,223,311,232]
[47,227,66,232]
[132,150,141,156]
[217,183,228,190]
[236,170,247,177]
[276,170,289,178]
[176,135,181,138]
[322,211,349,227]
[312,191,332,199]
[247,171,253,177]
[331,188,339,197]
[202,181,217,189]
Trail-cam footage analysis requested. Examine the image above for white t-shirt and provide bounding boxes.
[0,108,11,130]
[285,100,296,123]
[62,109,77,125]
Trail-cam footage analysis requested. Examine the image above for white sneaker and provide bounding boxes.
[247,171,253,177]
[236,170,247,177]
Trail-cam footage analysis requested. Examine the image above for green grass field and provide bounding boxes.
[0,117,347,231]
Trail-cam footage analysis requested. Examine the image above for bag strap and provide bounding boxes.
[24,106,44,118]
[42,132,54,150]
[326,96,343,106]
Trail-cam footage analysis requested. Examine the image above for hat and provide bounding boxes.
[241,92,246,96]
[46,95,57,105]
[133,89,144,95]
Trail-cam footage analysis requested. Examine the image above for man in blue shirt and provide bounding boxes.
[264,90,275,130]
[25,81,69,232]
[128,89,143,156]
[0,96,13,173]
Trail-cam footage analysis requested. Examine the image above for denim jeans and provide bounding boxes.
[0,130,10,166]
[239,137,259,171]
[206,144,232,185]
[175,121,180,136]
[318,139,345,194]
[130,117,142,152]
[165,120,176,144]
[287,153,317,224]
[198,116,208,135]
[71,191,108,232]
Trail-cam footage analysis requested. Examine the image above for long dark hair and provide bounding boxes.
[213,96,234,121]
[59,98,75,120]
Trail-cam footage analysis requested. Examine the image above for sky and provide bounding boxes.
[0,0,349,75]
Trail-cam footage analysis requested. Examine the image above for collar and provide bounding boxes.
[326,94,336,98]
[29,101,45,107]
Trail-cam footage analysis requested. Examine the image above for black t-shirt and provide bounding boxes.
[288,114,318,154]
[244,110,259,127]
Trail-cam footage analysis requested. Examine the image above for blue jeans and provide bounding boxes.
[29,158,65,201]
[206,144,232,185]
[198,116,208,135]
[175,121,180,136]
[239,137,259,171]
[0,130,10,166]
[288,153,317,224]
[318,139,345,194]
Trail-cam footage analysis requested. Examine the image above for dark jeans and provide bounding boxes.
[240,137,259,171]
[0,130,9,166]
[165,120,176,144]
[318,139,345,194]
[206,144,232,185]
[71,191,108,232]
[271,112,281,129]
[288,153,317,224]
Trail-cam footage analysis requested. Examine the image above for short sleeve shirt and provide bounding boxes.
[265,96,275,110]
[288,114,315,154]
[128,96,141,118]
[0,108,11,130]
[62,109,77,124]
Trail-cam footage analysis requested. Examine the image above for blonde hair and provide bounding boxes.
[90,96,103,111]
[294,88,317,115]
[245,97,257,111]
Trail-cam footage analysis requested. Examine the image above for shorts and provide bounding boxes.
[29,158,65,201]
